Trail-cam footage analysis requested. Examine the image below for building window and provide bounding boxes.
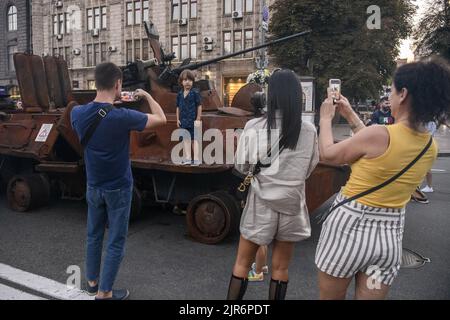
[224,0,232,15]
[190,0,197,18]
[7,6,17,31]
[94,43,100,65]
[126,2,133,25]
[135,1,141,25]
[171,36,179,59]
[234,0,243,12]
[223,32,231,54]
[101,43,107,62]
[245,0,253,13]
[181,0,188,19]
[126,40,133,63]
[244,30,253,57]
[86,44,93,66]
[172,0,196,20]
[234,31,242,54]
[101,7,107,29]
[65,47,71,67]
[53,15,58,35]
[134,39,141,60]
[65,13,71,33]
[225,0,251,15]
[143,0,149,22]
[94,8,100,30]
[190,35,197,59]
[181,35,188,59]
[172,0,180,20]
[126,1,148,25]
[59,13,65,34]
[87,9,93,30]
[142,39,149,60]
[7,45,18,71]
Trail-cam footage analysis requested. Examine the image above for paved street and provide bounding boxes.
[1,155,449,300]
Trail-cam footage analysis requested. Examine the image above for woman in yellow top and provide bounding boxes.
[316,57,450,300]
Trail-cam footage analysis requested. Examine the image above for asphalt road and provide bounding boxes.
[1,158,449,300]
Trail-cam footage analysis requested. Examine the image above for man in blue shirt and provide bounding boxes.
[71,62,166,300]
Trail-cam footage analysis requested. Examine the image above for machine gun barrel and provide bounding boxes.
[173,30,312,73]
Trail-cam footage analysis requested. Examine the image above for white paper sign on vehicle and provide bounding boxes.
[35,124,53,142]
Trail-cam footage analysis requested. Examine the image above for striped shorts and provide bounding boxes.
[315,192,405,286]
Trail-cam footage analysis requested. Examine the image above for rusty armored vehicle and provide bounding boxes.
[0,22,349,244]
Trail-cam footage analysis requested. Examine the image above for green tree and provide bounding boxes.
[414,0,450,61]
[269,0,415,103]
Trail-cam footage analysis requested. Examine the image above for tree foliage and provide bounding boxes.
[414,0,450,61]
[269,0,415,102]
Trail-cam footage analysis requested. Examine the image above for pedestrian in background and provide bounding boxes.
[421,121,438,193]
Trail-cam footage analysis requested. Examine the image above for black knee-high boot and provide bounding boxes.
[269,279,288,300]
[226,274,248,300]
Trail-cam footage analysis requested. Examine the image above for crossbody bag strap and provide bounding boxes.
[80,105,114,147]
[317,135,433,224]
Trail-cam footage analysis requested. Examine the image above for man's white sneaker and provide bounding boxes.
[421,186,434,193]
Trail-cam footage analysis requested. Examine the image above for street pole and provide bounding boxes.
[257,0,269,70]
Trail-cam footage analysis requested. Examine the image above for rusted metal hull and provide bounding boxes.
[0,52,350,244]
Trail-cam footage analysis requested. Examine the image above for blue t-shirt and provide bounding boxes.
[176,89,201,128]
[71,102,148,190]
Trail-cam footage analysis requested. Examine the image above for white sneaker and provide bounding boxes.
[191,160,201,166]
[421,186,434,193]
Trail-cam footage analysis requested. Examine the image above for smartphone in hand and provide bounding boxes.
[120,91,137,102]
[329,79,341,104]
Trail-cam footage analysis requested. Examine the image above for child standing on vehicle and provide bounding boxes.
[176,70,202,166]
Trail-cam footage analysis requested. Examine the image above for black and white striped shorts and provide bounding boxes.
[315,192,405,286]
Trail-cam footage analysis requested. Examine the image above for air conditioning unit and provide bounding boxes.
[55,1,63,8]
[108,46,117,52]
[72,48,81,55]
[232,10,243,19]
[204,44,213,52]
[178,19,188,26]
[203,36,213,44]
[91,28,100,37]
[56,34,63,40]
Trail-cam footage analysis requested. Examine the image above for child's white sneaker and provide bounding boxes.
[191,160,201,166]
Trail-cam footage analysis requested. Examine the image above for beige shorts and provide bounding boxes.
[239,189,311,246]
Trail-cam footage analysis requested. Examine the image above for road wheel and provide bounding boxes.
[129,186,142,221]
[7,174,50,212]
[186,191,241,244]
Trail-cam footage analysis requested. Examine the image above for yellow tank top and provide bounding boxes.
[342,123,438,208]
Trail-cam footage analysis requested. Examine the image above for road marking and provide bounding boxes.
[0,284,46,300]
[0,263,93,300]
[431,169,446,173]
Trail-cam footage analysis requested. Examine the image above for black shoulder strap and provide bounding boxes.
[317,135,433,223]
[254,136,285,175]
[80,105,113,147]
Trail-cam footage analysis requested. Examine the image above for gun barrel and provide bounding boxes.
[174,30,312,73]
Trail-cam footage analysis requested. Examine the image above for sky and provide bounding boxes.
[398,0,429,61]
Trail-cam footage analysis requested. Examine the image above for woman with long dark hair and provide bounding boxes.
[227,69,319,300]
[316,57,450,299]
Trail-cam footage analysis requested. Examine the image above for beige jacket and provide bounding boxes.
[234,113,319,215]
